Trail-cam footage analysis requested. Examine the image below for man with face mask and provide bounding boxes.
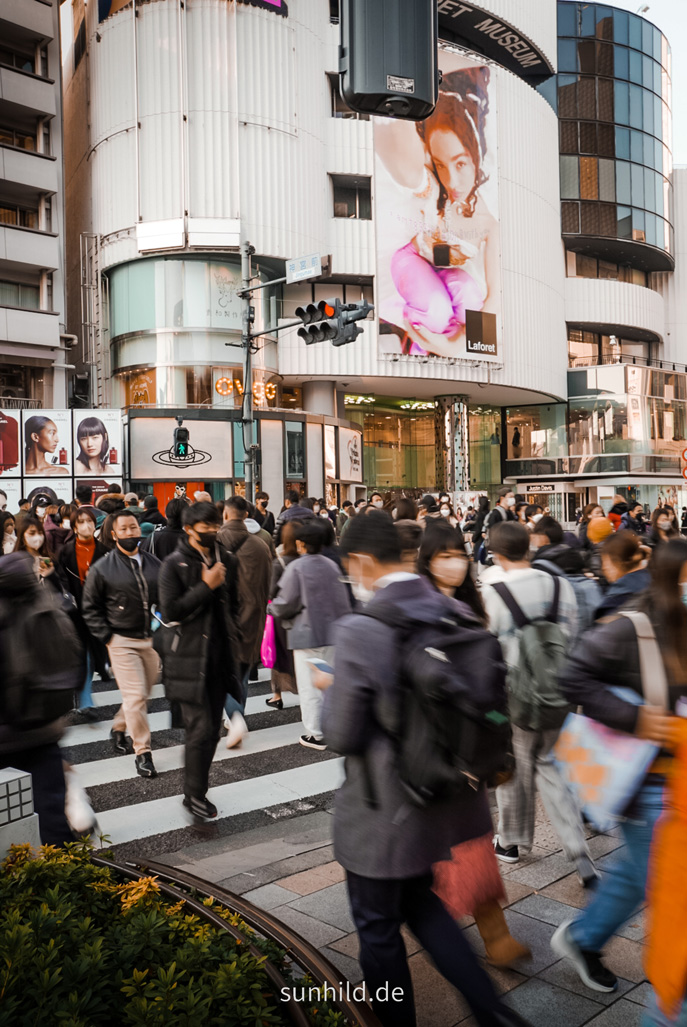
[158,502,241,817]
[369,491,385,510]
[82,509,162,777]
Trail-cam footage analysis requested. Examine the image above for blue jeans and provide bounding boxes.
[570,780,665,952]
[642,993,687,1027]
[224,663,250,718]
[78,650,94,710]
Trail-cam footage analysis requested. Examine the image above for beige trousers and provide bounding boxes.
[108,634,161,755]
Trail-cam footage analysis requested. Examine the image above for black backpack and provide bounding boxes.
[1,591,85,729]
[362,604,513,808]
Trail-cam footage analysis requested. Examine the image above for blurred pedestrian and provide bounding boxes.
[266,521,299,709]
[141,498,186,560]
[647,507,680,548]
[594,531,651,620]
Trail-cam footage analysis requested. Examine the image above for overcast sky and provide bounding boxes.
[601,0,686,164]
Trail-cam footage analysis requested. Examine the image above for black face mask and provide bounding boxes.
[195,531,218,550]
[117,537,140,553]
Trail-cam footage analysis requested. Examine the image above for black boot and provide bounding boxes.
[111,729,132,755]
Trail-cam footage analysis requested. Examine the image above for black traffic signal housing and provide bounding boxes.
[333,299,374,346]
[295,297,374,347]
[173,425,190,459]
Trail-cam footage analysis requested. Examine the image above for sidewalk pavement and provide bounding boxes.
[157,795,650,1027]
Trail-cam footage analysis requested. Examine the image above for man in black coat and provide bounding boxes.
[157,501,241,819]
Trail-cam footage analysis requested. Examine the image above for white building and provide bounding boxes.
[61,0,679,518]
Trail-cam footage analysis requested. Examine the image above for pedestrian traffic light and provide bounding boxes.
[295,298,374,347]
[173,425,190,459]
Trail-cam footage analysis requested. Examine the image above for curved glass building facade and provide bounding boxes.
[555,1,673,270]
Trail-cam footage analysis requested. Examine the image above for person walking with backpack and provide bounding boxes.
[530,516,603,641]
[82,508,162,778]
[316,512,531,1027]
[482,522,597,885]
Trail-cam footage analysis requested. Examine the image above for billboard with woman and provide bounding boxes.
[375,51,501,361]
[73,410,123,477]
[22,411,72,477]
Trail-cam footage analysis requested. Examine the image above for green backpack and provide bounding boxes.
[491,577,571,732]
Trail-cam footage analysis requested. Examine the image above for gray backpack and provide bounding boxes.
[491,577,570,732]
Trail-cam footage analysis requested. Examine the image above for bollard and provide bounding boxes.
[0,767,40,860]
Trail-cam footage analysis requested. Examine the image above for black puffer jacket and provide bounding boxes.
[58,538,110,608]
[157,537,241,705]
[82,547,161,644]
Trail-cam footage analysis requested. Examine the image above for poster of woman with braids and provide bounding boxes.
[375,52,500,360]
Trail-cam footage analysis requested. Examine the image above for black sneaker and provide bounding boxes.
[111,729,133,755]
[299,735,327,751]
[135,752,157,778]
[550,922,618,993]
[183,795,218,819]
[493,836,519,864]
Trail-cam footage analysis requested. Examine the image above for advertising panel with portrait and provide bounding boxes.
[338,428,363,483]
[0,410,21,478]
[21,410,72,477]
[129,417,233,481]
[73,410,123,477]
[375,50,501,362]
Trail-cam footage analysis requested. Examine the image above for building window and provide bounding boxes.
[332,175,372,219]
[568,329,651,367]
[0,127,36,151]
[567,251,648,287]
[0,280,40,309]
[0,47,35,74]
[285,422,305,479]
[0,205,39,229]
[327,74,369,120]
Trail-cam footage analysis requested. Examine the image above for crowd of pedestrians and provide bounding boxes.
[0,482,685,1027]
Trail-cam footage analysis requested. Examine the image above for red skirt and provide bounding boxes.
[433,832,505,920]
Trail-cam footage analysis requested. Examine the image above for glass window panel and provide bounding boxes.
[632,208,645,242]
[597,42,614,76]
[614,44,629,79]
[581,4,596,36]
[506,405,567,461]
[642,20,652,55]
[0,207,18,225]
[358,184,371,219]
[643,55,653,89]
[581,202,599,234]
[614,80,629,124]
[645,214,658,248]
[629,84,643,129]
[596,6,614,39]
[598,204,617,236]
[558,39,577,72]
[655,138,663,171]
[597,78,614,121]
[599,159,616,202]
[630,130,643,163]
[560,120,578,153]
[655,173,663,216]
[598,259,618,280]
[333,183,357,218]
[579,122,596,153]
[580,157,598,199]
[617,204,632,238]
[578,77,596,118]
[578,40,595,74]
[560,156,580,199]
[653,61,661,94]
[558,76,578,118]
[616,161,631,204]
[629,14,642,50]
[643,88,653,135]
[644,134,654,167]
[568,328,599,365]
[577,254,598,277]
[285,422,305,479]
[598,123,614,156]
[653,27,662,62]
[654,95,663,141]
[562,201,580,234]
[613,8,629,44]
[631,163,644,206]
[615,126,630,159]
[644,167,655,211]
[558,3,576,36]
[629,48,642,84]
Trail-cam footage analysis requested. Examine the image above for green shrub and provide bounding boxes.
[0,843,351,1027]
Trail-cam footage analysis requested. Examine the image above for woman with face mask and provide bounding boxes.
[439,499,459,527]
[43,502,77,562]
[0,511,16,555]
[14,515,60,586]
[58,509,110,720]
[648,506,681,549]
[417,521,531,967]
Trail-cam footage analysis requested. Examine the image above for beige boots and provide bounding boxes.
[473,900,532,967]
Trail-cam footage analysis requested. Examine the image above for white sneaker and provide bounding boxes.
[64,767,98,837]
[226,711,248,749]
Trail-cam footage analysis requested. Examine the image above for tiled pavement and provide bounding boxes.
[158,797,650,1027]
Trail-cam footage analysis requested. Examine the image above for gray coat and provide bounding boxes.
[321,577,493,880]
[270,553,351,649]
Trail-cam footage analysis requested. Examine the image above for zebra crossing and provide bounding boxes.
[59,669,344,857]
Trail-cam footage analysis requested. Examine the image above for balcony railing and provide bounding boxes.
[569,354,687,375]
[0,397,42,409]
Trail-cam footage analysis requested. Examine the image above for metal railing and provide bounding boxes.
[0,397,42,410]
[569,354,687,375]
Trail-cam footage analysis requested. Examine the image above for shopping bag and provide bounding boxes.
[260,613,277,669]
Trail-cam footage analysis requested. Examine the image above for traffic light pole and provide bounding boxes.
[240,241,256,501]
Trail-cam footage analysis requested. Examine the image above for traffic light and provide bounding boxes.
[295,297,374,347]
[173,425,190,459]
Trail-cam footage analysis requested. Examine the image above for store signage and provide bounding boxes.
[466,310,498,357]
[526,483,555,493]
[436,2,553,79]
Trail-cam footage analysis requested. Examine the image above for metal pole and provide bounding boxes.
[241,241,255,499]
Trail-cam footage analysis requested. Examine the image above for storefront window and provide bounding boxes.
[346,398,436,491]
[285,422,305,479]
[506,406,567,461]
[568,395,631,456]
[468,406,502,490]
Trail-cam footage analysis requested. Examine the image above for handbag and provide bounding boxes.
[260,611,277,669]
[554,610,666,832]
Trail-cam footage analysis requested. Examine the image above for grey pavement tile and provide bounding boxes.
[501,978,603,1027]
[481,961,529,995]
[602,936,647,984]
[319,945,364,985]
[502,879,536,907]
[508,852,578,889]
[329,927,421,961]
[268,904,346,948]
[595,847,627,871]
[615,909,646,942]
[585,998,643,1026]
[287,882,356,933]
[216,865,285,894]
[510,894,581,927]
[408,951,472,1027]
[241,883,300,910]
[587,834,625,860]
[539,873,589,911]
[207,845,338,894]
[538,961,635,1007]
[497,845,552,876]
[465,910,559,976]
[625,982,652,1006]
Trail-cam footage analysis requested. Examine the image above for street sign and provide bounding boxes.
[286,253,321,284]
[682,467,687,480]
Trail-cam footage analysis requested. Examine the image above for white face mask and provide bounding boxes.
[77,521,95,539]
[35,506,46,518]
[25,534,45,550]
[62,519,71,529]
[531,513,543,524]
[3,533,16,553]
[320,510,329,518]
[440,507,451,517]
[505,496,516,508]
[351,581,375,605]
[313,505,320,513]
[657,519,671,531]
[372,500,384,509]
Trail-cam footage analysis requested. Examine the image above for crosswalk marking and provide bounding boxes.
[93,684,166,706]
[94,759,345,846]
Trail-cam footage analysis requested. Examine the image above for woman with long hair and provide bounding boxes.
[417,520,530,967]
[14,513,60,587]
[555,540,686,995]
[391,496,418,522]
[647,506,681,548]
[0,511,16,555]
[74,417,110,475]
[595,530,651,620]
[468,495,490,559]
[24,415,69,476]
[577,503,604,550]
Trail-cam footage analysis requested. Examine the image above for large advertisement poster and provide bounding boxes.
[22,410,72,478]
[73,410,123,477]
[375,50,500,362]
[0,410,21,478]
[338,428,363,483]
[129,418,233,481]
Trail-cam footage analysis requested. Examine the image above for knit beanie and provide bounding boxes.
[587,517,614,544]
